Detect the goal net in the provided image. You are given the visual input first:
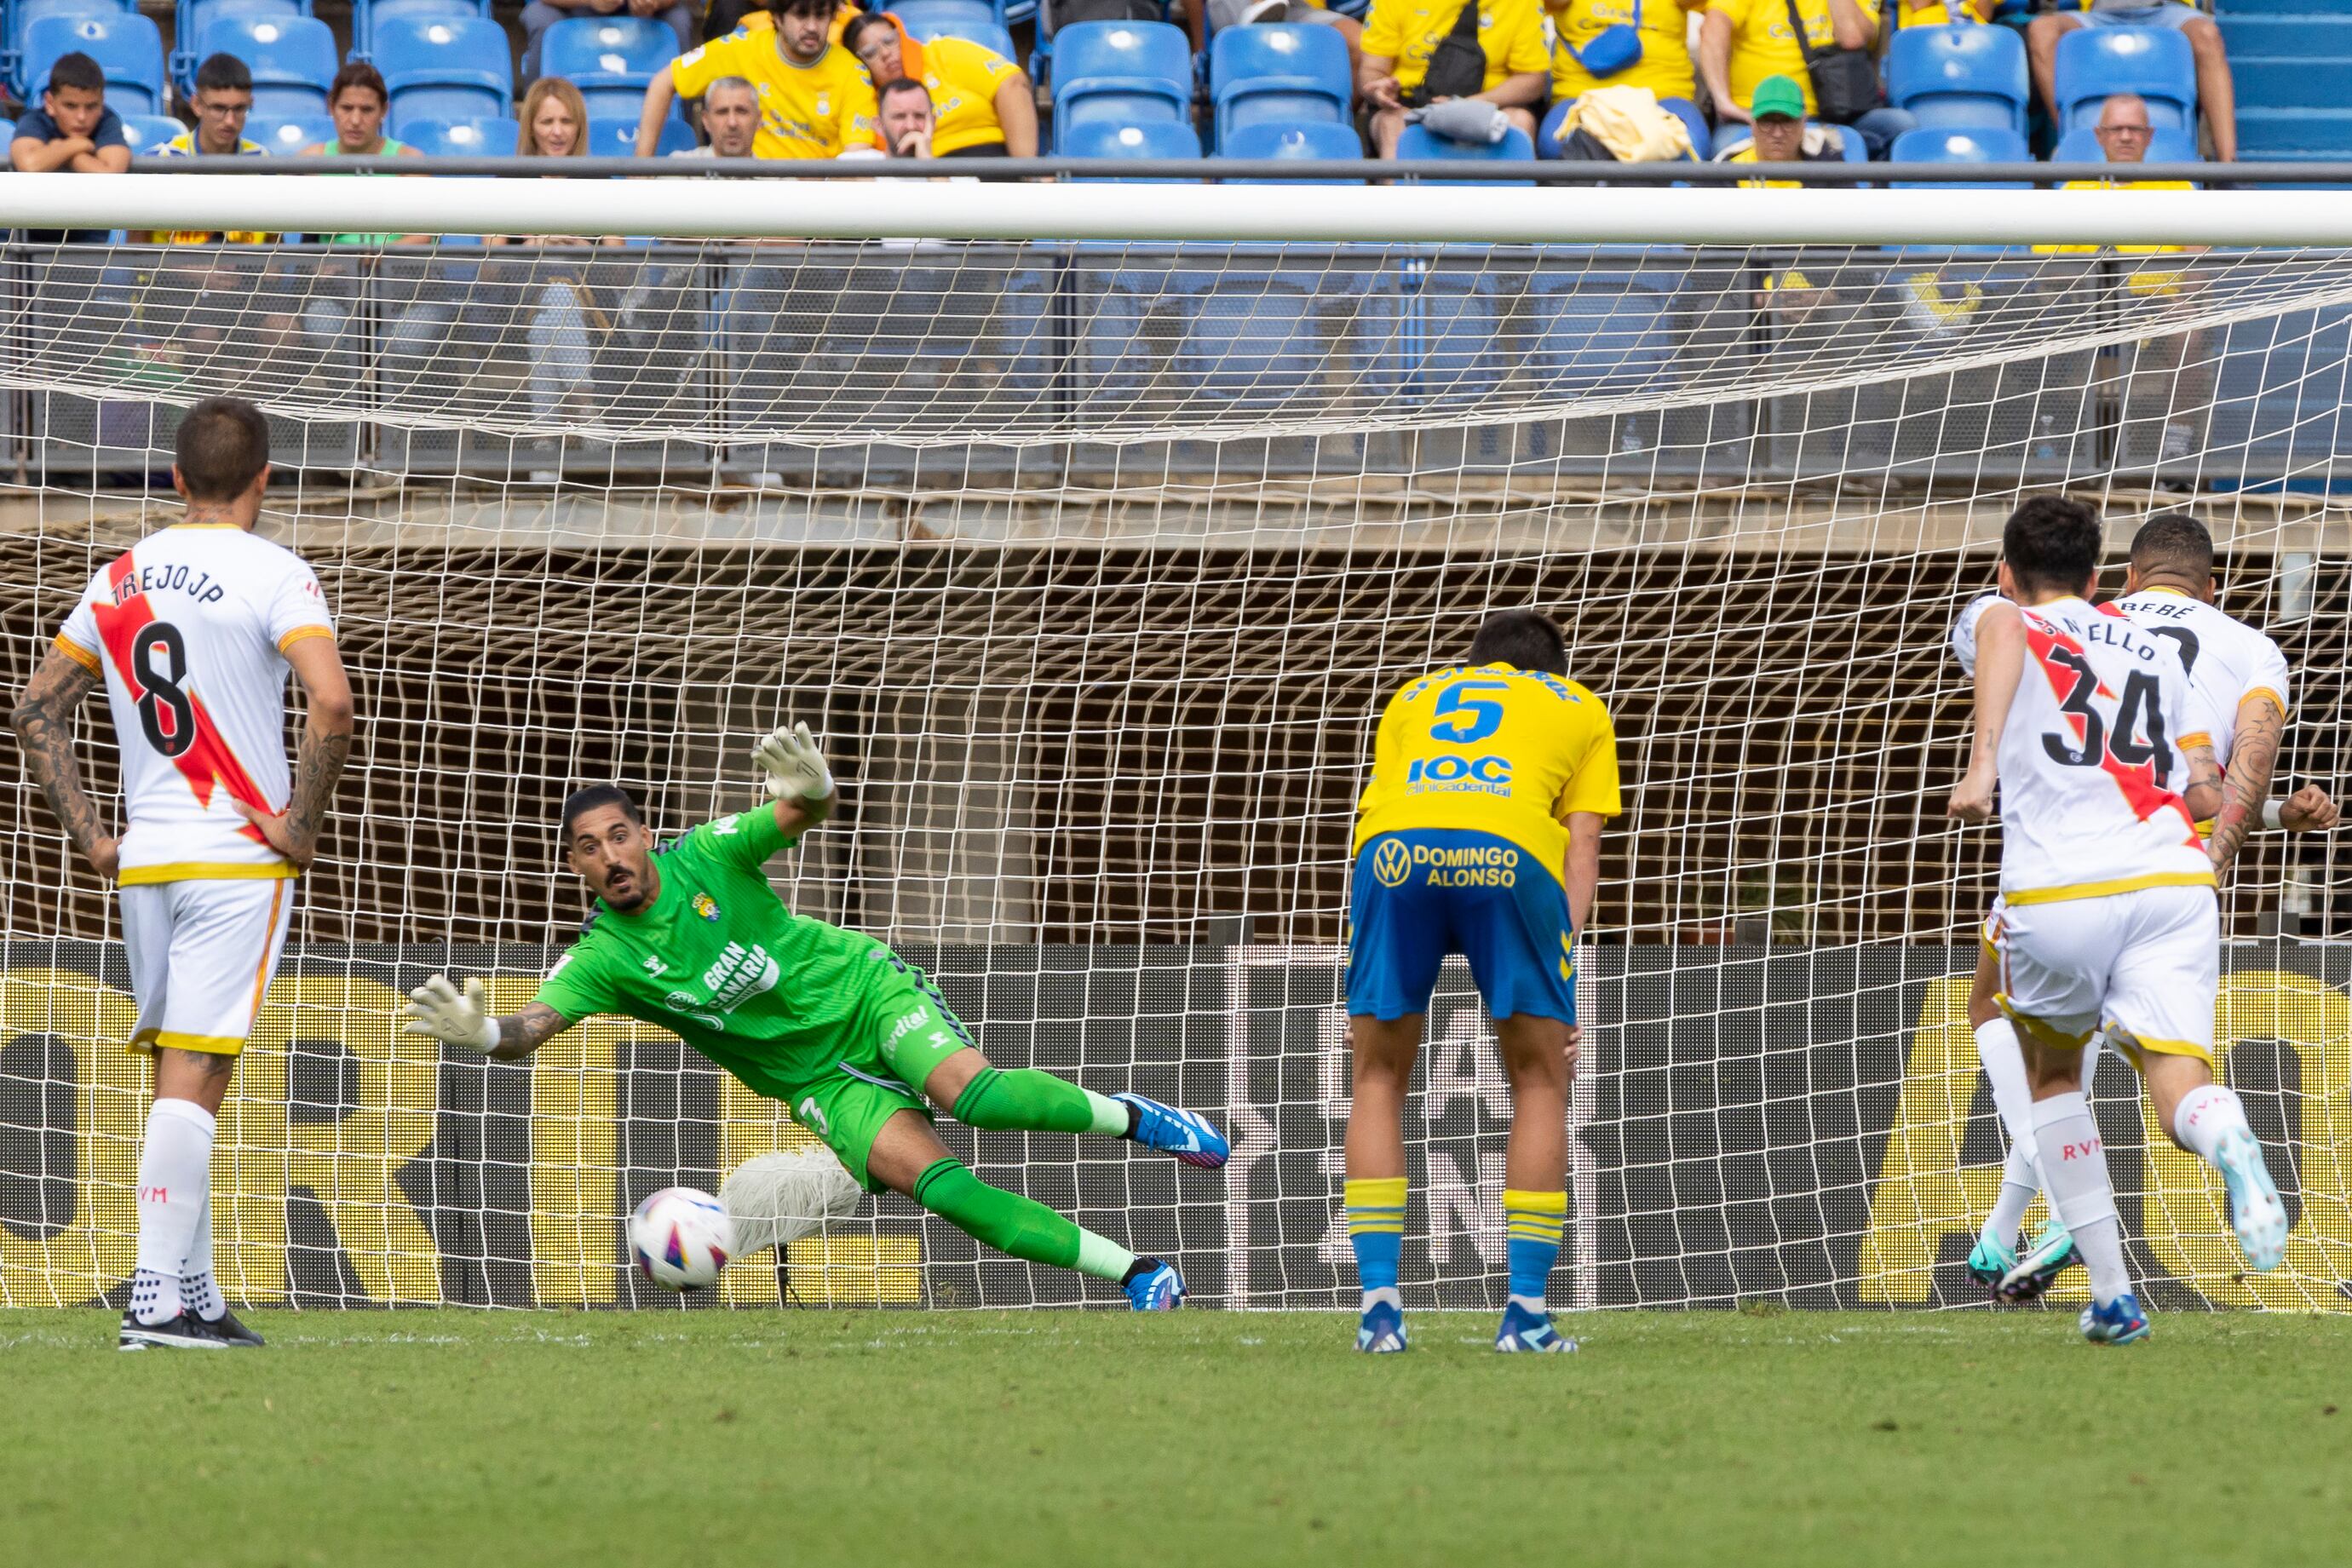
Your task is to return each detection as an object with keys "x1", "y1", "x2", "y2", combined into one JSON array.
[{"x1": 2, "y1": 180, "x2": 2348, "y2": 1314}]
